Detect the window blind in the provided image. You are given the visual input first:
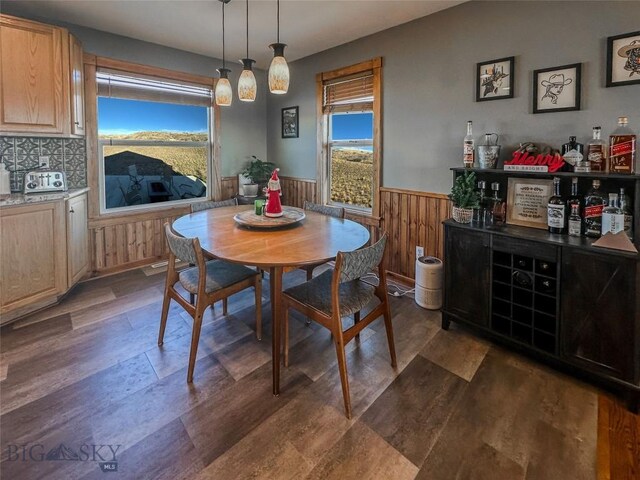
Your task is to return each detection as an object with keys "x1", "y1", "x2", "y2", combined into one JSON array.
[
  {"x1": 323, "y1": 72, "x2": 373, "y2": 113},
  {"x1": 97, "y1": 69, "x2": 213, "y2": 107}
]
